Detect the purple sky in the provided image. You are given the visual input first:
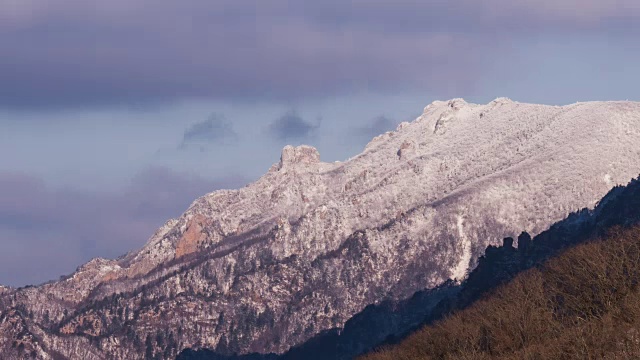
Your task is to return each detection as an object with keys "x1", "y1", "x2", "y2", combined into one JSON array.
[
  {"x1": 1, "y1": 1, "x2": 639, "y2": 286},
  {"x1": 3, "y1": 0, "x2": 638, "y2": 108}
]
